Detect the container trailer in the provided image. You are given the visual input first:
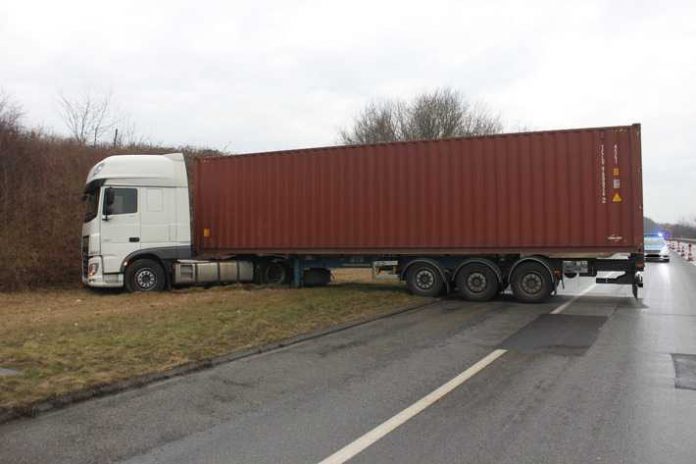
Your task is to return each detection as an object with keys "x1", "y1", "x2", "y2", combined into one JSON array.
[{"x1": 81, "y1": 124, "x2": 644, "y2": 302}]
